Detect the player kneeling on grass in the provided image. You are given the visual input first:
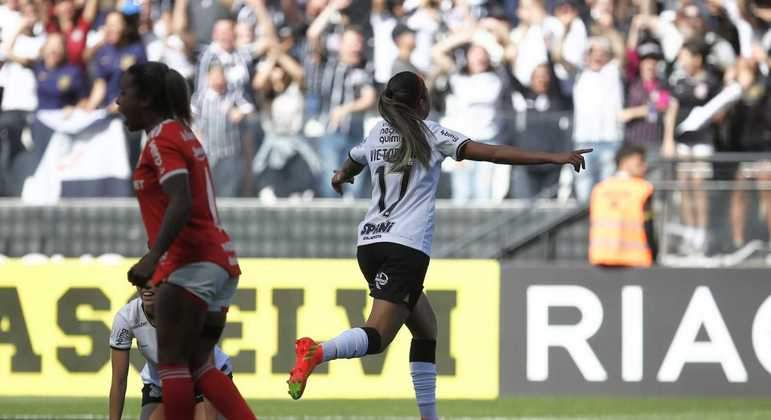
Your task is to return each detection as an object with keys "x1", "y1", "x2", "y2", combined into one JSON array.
[
  {"x1": 109, "y1": 285, "x2": 232, "y2": 420},
  {"x1": 286, "y1": 71, "x2": 591, "y2": 419}
]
